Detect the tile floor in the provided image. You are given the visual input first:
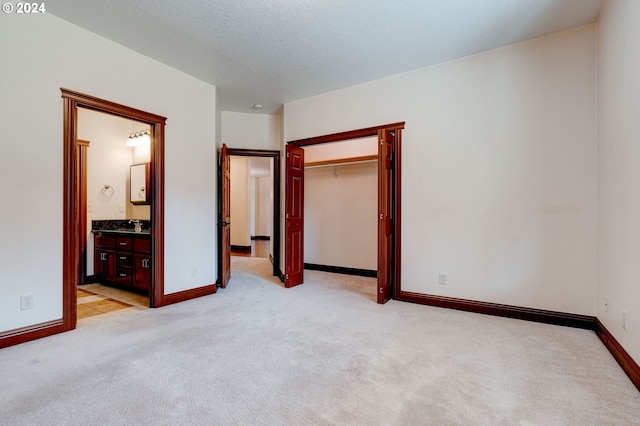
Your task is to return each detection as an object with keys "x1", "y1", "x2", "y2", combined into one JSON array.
[{"x1": 77, "y1": 284, "x2": 149, "y2": 323}]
